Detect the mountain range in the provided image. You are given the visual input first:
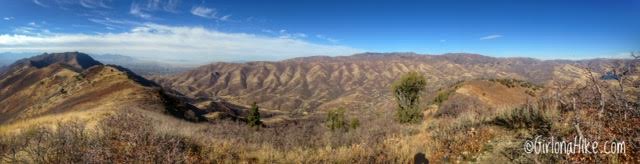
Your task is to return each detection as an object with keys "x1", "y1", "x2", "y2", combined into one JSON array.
[{"x1": 151, "y1": 52, "x2": 625, "y2": 113}]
